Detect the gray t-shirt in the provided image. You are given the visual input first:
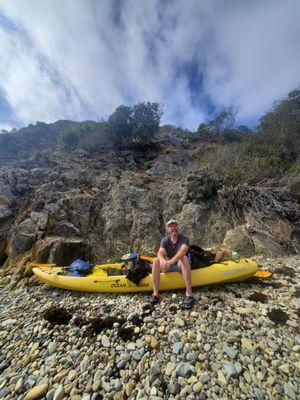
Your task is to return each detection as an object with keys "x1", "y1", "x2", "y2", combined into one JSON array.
[{"x1": 160, "y1": 234, "x2": 189, "y2": 259}]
